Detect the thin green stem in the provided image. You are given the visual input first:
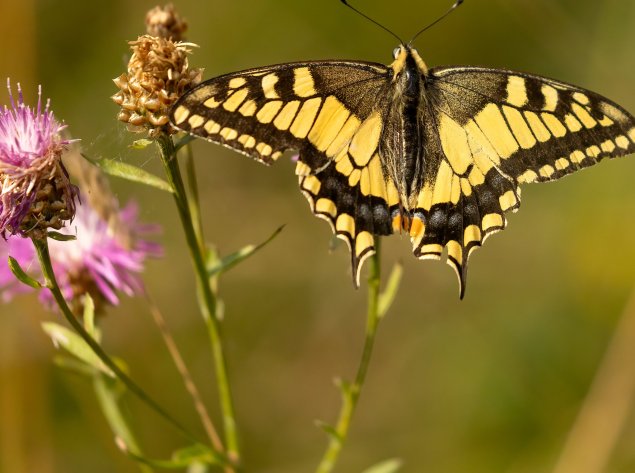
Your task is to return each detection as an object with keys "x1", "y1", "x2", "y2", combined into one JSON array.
[
  {"x1": 156, "y1": 134, "x2": 240, "y2": 465},
  {"x1": 315, "y1": 238, "x2": 383, "y2": 473},
  {"x1": 32, "y1": 238, "x2": 199, "y2": 445},
  {"x1": 146, "y1": 294, "x2": 225, "y2": 454},
  {"x1": 182, "y1": 143, "x2": 205, "y2": 254}
]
